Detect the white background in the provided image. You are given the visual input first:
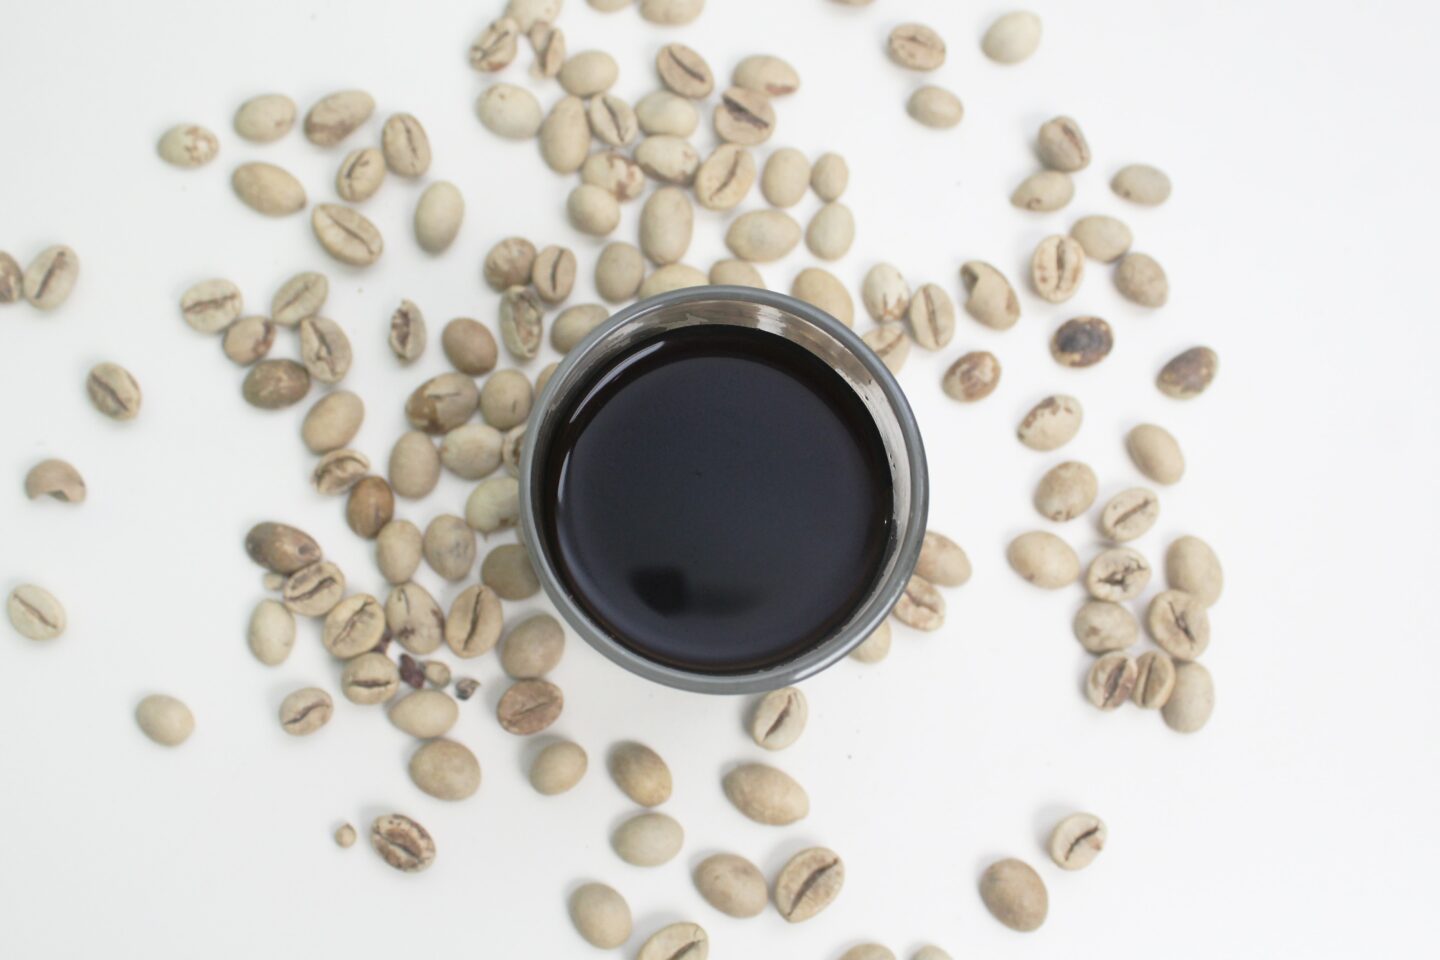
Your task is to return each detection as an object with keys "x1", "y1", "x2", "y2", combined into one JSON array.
[{"x1": 2, "y1": 1, "x2": 1437, "y2": 957}]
